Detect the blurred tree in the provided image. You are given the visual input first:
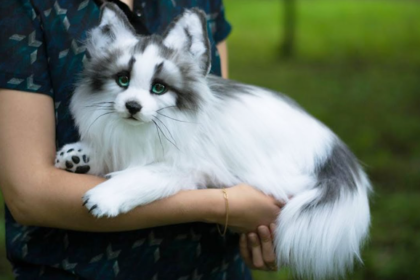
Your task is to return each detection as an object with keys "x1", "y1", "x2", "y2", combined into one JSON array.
[{"x1": 281, "y1": 0, "x2": 296, "y2": 57}]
